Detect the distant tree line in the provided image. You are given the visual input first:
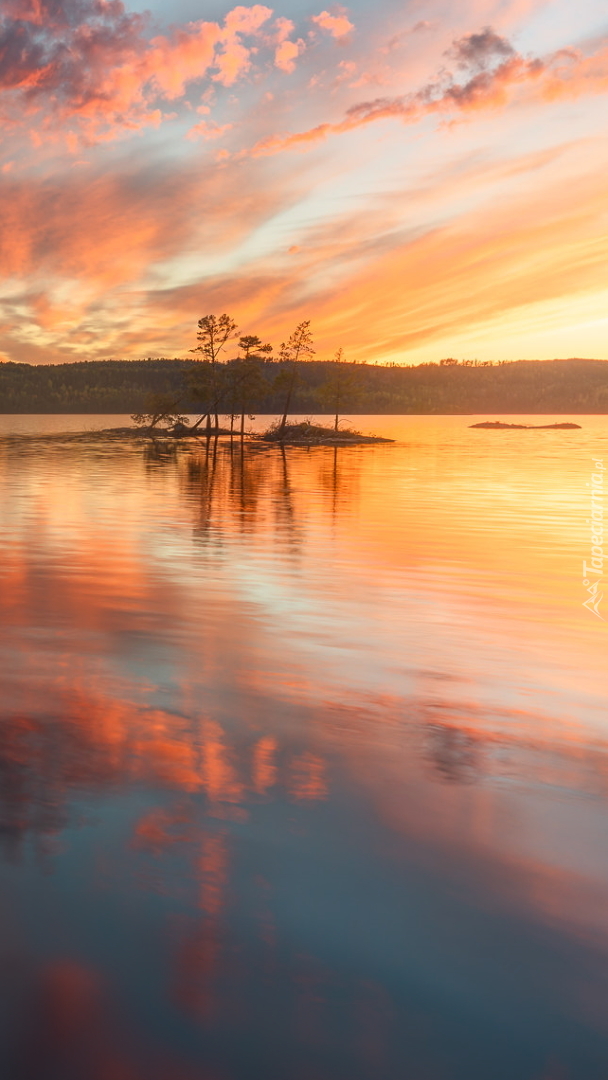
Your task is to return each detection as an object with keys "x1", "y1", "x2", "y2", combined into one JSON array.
[{"x1": 2, "y1": 345, "x2": 608, "y2": 415}]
